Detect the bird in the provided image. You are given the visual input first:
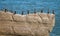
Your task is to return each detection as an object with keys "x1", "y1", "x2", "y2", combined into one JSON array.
[
  {"x1": 27, "y1": 10, "x2": 29, "y2": 14},
  {"x1": 47, "y1": 9, "x2": 50, "y2": 14},
  {"x1": 13, "y1": 11, "x2": 16, "y2": 15},
  {"x1": 52, "y1": 10, "x2": 55, "y2": 14},
  {"x1": 41, "y1": 9, "x2": 43, "y2": 13},
  {"x1": 21, "y1": 11, "x2": 24, "y2": 15},
  {"x1": 34, "y1": 9, "x2": 36, "y2": 14},
  {"x1": 4, "y1": 9, "x2": 7, "y2": 12}
]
